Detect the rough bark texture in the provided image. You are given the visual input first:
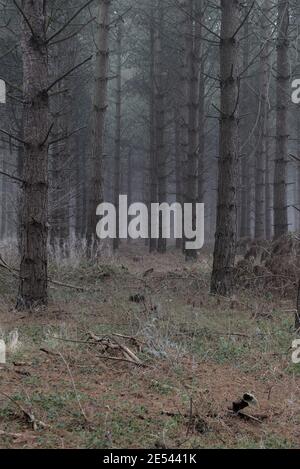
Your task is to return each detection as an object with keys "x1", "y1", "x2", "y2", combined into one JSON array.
[
  {"x1": 255, "y1": 0, "x2": 272, "y2": 240},
  {"x1": 49, "y1": 42, "x2": 72, "y2": 251},
  {"x1": 179, "y1": 0, "x2": 190, "y2": 253},
  {"x1": 265, "y1": 115, "x2": 272, "y2": 240},
  {"x1": 155, "y1": 1, "x2": 167, "y2": 254},
  {"x1": 175, "y1": 110, "x2": 183, "y2": 250},
  {"x1": 87, "y1": 0, "x2": 110, "y2": 256},
  {"x1": 113, "y1": 22, "x2": 122, "y2": 252},
  {"x1": 239, "y1": 10, "x2": 250, "y2": 239},
  {"x1": 186, "y1": 0, "x2": 201, "y2": 261},
  {"x1": 274, "y1": 0, "x2": 289, "y2": 239},
  {"x1": 211, "y1": 0, "x2": 240, "y2": 296},
  {"x1": 17, "y1": 0, "x2": 49, "y2": 309},
  {"x1": 0, "y1": 151, "x2": 7, "y2": 240},
  {"x1": 149, "y1": 4, "x2": 158, "y2": 253},
  {"x1": 294, "y1": 10, "x2": 300, "y2": 233},
  {"x1": 198, "y1": 56, "x2": 205, "y2": 205}
]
